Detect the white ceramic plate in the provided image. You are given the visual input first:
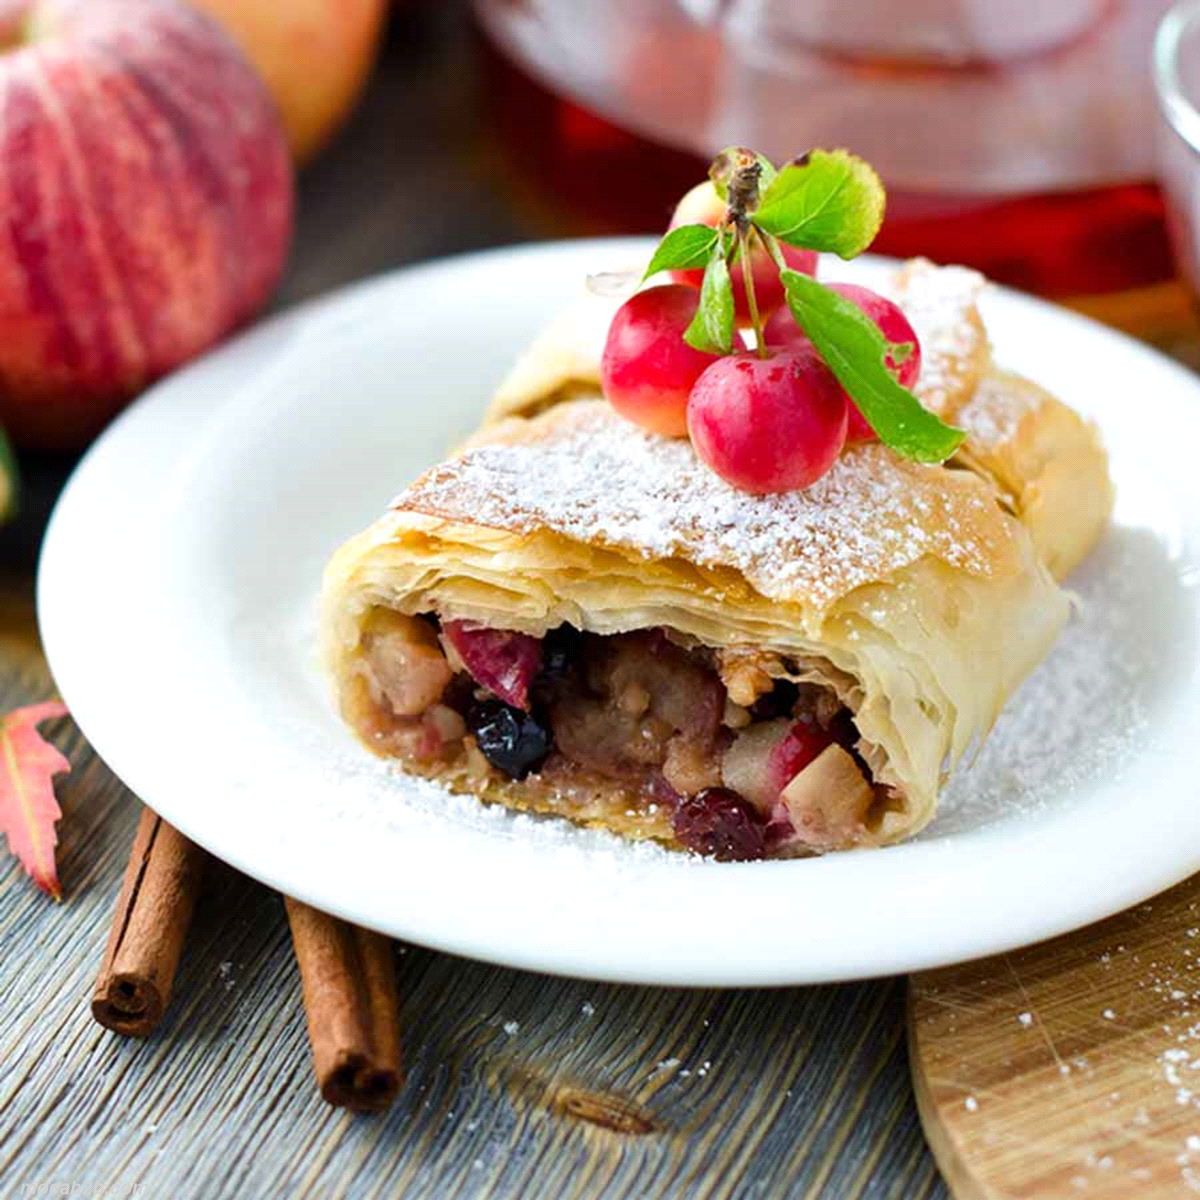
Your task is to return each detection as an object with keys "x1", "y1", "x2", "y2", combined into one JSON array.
[{"x1": 38, "y1": 238, "x2": 1200, "y2": 986}]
